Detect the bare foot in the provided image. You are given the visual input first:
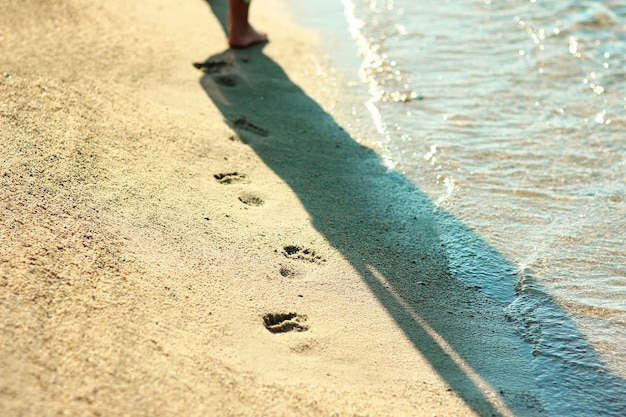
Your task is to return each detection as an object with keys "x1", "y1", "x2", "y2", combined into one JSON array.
[
  {"x1": 228, "y1": 0, "x2": 268, "y2": 49},
  {"x1": 228, "y1": 25, "x2": 267, "y2": 49}
]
